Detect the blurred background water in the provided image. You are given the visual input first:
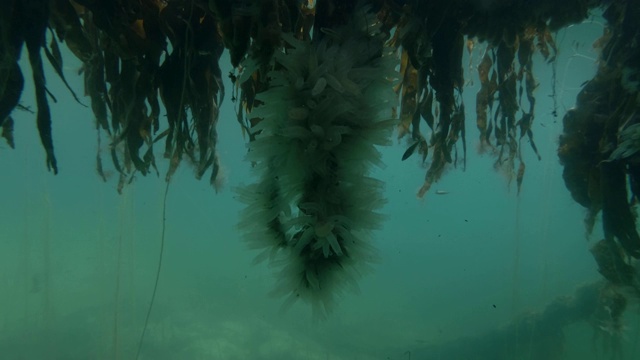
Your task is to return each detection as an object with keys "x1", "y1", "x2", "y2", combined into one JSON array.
[{"x1": 1, "y1": 10, "x2": 638, "y2": 360}]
